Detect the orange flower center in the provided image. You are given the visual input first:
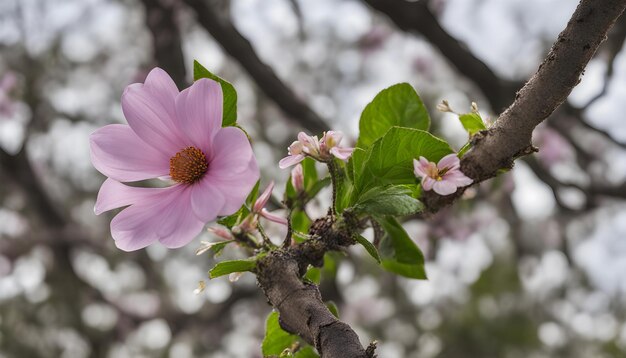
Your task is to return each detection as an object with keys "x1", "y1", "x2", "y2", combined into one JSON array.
[{"x1": 169, "y1": 146, "x2": 208, "y2": 184}]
